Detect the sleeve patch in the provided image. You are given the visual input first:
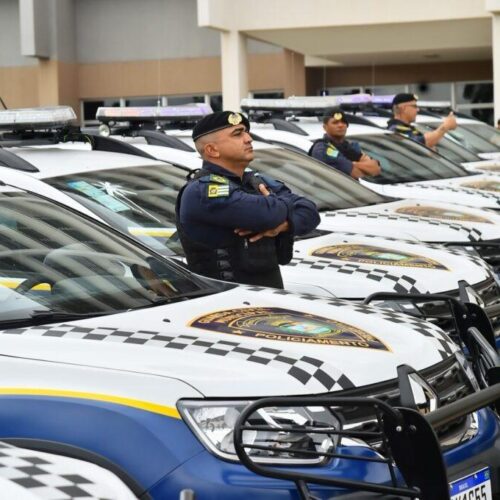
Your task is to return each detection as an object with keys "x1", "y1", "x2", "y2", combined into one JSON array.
[
  {"x1": 326, "y1": 146, "x2": 339, "y2": 158},
  {"x1": 207, "y1": 184, "x2": 230, "y2": 198},
  {"x1": 209, "y1": 174, "x2": 229, "y2": 184}
]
